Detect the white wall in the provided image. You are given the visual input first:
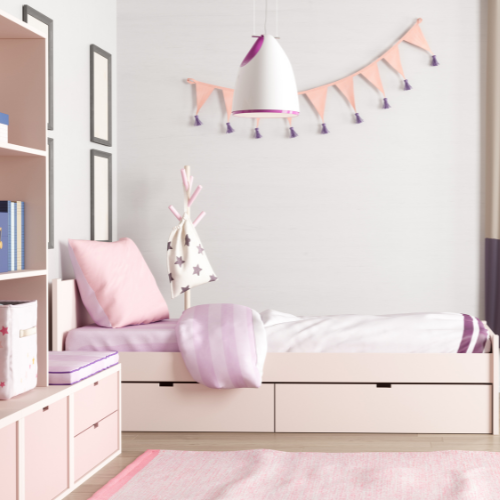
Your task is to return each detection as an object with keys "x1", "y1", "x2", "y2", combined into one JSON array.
[
  {"x1": 118, "y1": 0, "x2": 486, "y2": 319},
  {"x1": 1, "y1": 0, "x2": 117, "y2": 282}
]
